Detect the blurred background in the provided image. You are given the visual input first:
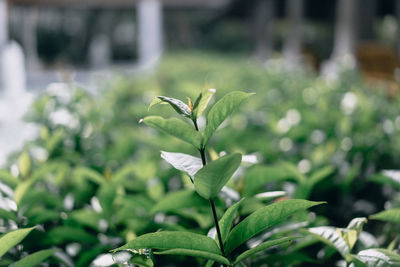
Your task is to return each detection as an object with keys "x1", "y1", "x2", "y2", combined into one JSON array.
[{"x1": 1, "y1": 1, "x2": 400, "y2": 266}]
